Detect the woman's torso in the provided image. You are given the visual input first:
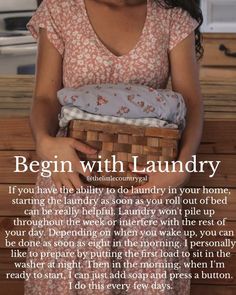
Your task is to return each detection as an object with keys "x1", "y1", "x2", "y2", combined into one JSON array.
[
  {"x1": 28, "y1": 0, "x2": 198, "y2": 89},
  {"x1": 61, "y1": 0, "x2": 172, "y2": 88}
]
